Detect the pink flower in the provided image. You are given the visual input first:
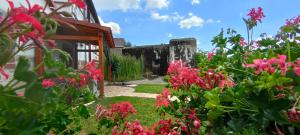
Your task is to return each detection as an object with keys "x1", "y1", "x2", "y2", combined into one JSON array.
[
  {"x1": 79, "y1": 74, "x2": 87, "y2": 86},
  {"x1": 245, "y1": 55, "x2": 289, "y2": 75},
  {"x1": 0, "y1": 67, "x2": 9, "y2": 79},
  {"x1": 83, "y1": 60, "x2": 104, "y2": 81},
  {"x1": 294, "y1": 66, "x2": 300, "y2": 76},
  {"x1": 207, "y1": 52, "x2": 215, "y2": 61},
  {"x1": 167, "y1": 61, "x2": 204, "y2": 89},
  {"x1": 111, "y1": 102, "x2": 136, "y2": 118},
  {"x1": 286, "y1": 15, "x2": 300, "y2": 26},
  {"x1": 69, "y1": 0, "x2": 86, "y2": 9},
  {"x1": 247, "y1": 7, "x2": 265, "y2": 23},
  {"x1": 16, "y1": 92, "x2": 24, "y2": 97},
  {"x1": 287, "y1": 107, "x2": 300, "y2": 122},
  {"x1": 167, "y1": 60, "x2": 185, "y2": 74},
  {"x1": 239, "y1": 37, "x2": 246, "y2": 47},
  {"x1": 42, "y1": 79, "x2": 56, "y2": 88},
  {"x1": 156, "y1": 88, "x2": 170, "y2": 107},
  {"x1": 193, "y1": 119, "x2": 201, "y2": 129}
]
